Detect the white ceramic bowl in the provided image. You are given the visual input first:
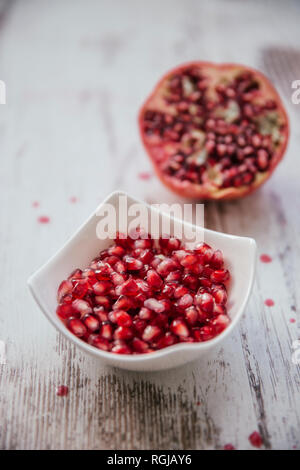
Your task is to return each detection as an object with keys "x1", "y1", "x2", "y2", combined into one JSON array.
[{"x1": 28, "y1": 191, "x2": 257, "y2": 371}]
